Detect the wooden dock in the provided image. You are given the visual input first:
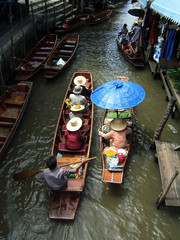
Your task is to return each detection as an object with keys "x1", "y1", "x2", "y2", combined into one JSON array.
[{"x1": 155, "y1": 140, "x2": 180, "y2": 207}]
